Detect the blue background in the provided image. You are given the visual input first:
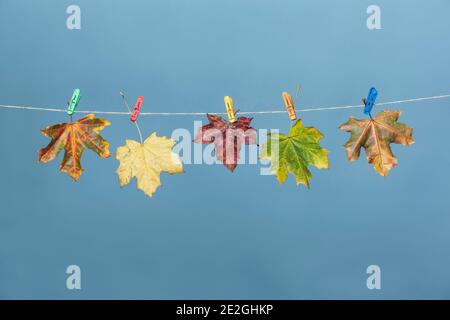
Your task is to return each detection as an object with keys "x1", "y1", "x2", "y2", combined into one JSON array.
[{"x1": 0, "y1": 0, "x2": 449, "y2": 299}]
